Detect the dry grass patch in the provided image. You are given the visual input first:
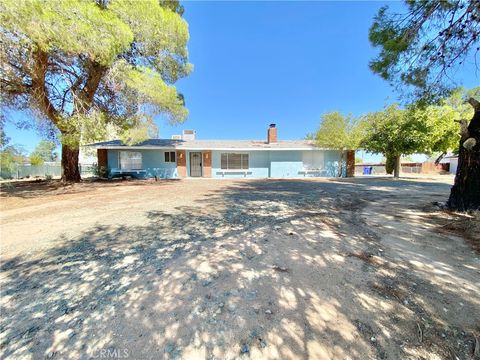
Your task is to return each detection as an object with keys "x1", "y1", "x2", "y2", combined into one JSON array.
[{"x1": 425, "y1": 208, "x2": 480, "y2": 253}]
